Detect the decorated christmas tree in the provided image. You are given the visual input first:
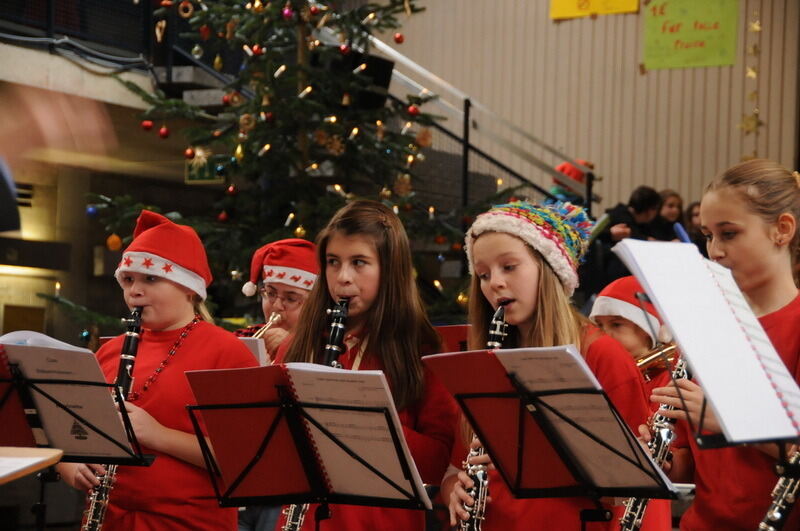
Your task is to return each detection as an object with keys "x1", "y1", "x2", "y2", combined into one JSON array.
[{"x1": 104, "y1": 0, "x2": 474, "y2": 321}]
